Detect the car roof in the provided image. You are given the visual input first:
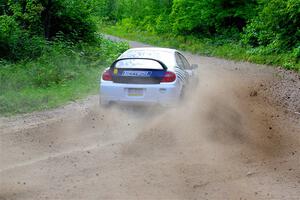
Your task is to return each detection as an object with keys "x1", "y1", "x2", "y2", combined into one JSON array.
[
  {"x1": 125, "y1": 47, "x2": 178, "y2": 54},
  {"x1": 119, "y1": 47, "x2": 178, "y2": 68}
]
